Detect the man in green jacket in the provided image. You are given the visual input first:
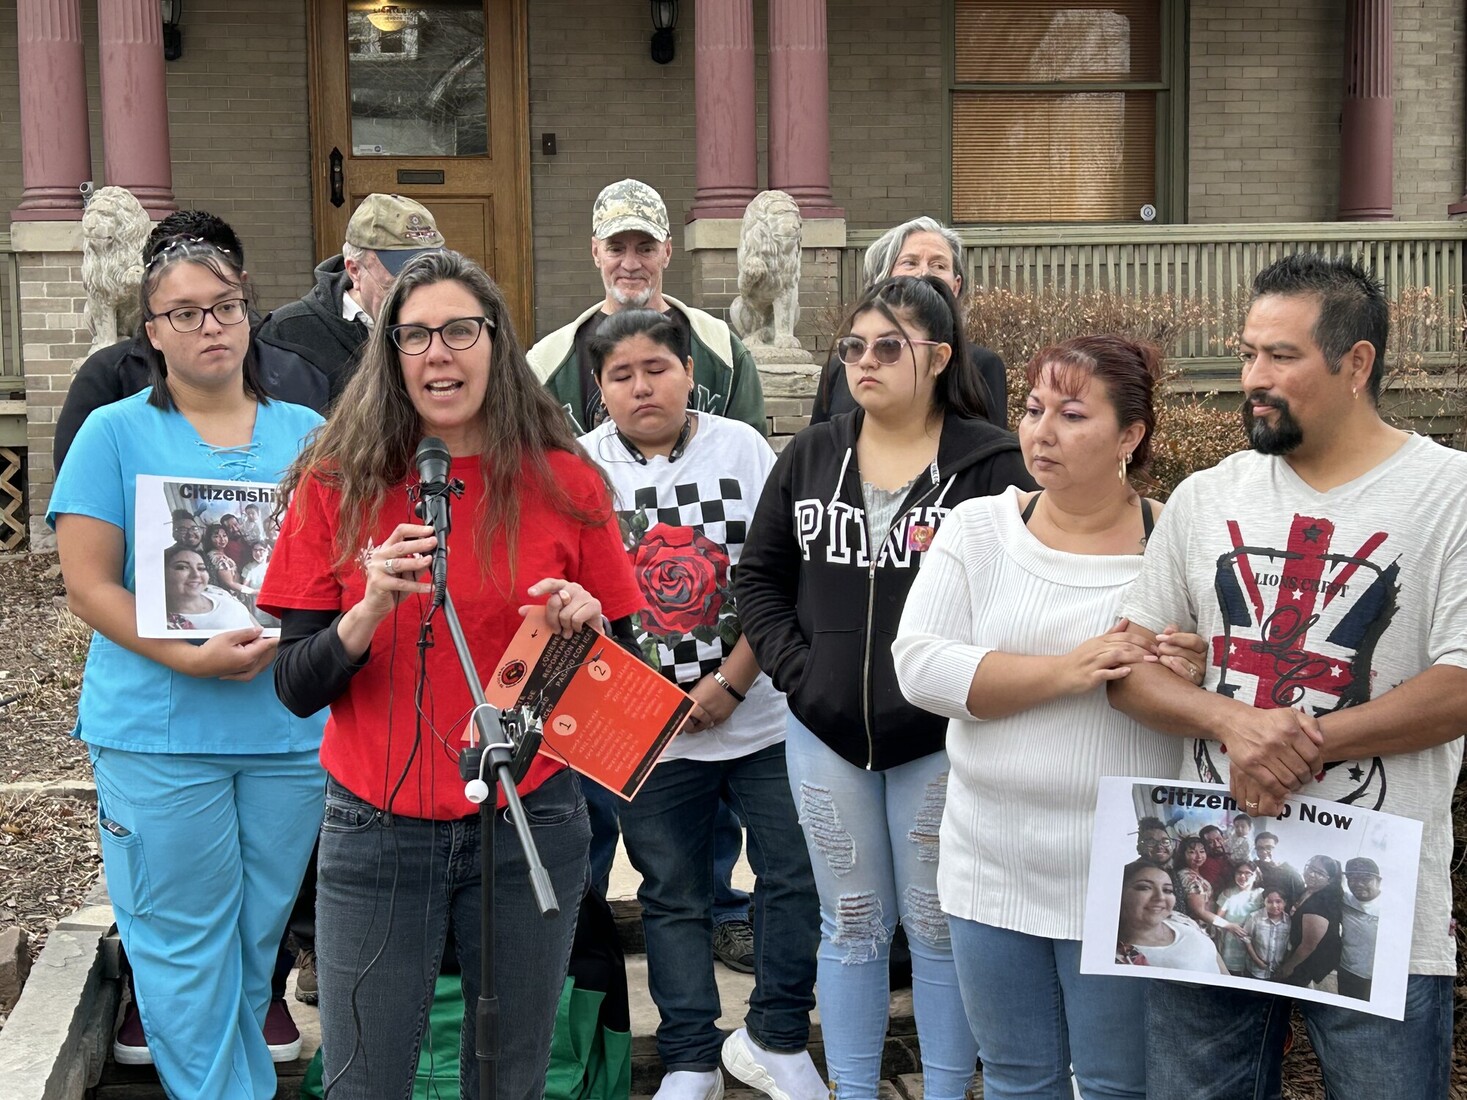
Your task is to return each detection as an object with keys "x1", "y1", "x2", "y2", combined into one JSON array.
[{"x1": 527, "y1": 178, "x2": 766, "y2": 436}]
